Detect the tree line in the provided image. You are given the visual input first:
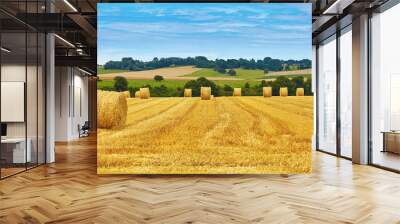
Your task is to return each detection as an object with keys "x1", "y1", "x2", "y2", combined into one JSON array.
[
  {"x1": 103, "y1": 56, "x2": 311, "y2": 72},
  {"x1": 104, "y1": 76, "x2": 312, "y2": 97}
]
